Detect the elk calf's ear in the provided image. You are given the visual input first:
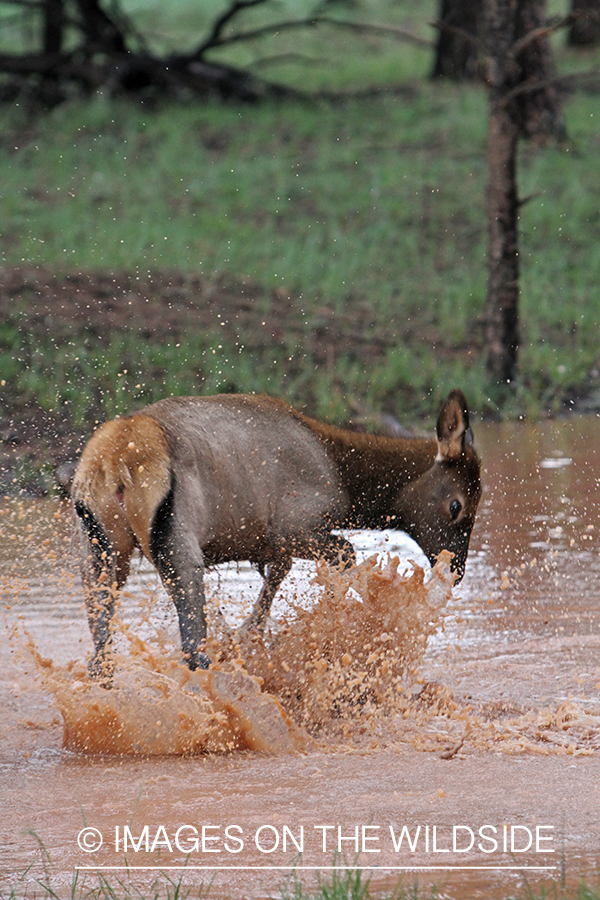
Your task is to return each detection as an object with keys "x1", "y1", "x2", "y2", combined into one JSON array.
[{"x1": 436, "y1": 389, "x2": 471, "y2": 461}]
